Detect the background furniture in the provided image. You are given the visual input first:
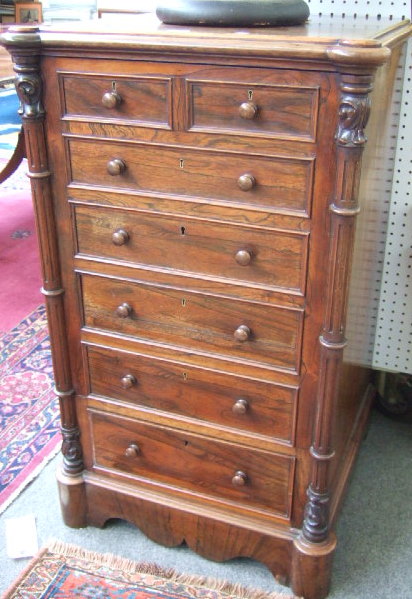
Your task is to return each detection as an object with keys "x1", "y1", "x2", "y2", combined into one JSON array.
[{"x1": 1, "y1": 13, "x2": 410, "y2": 599}]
